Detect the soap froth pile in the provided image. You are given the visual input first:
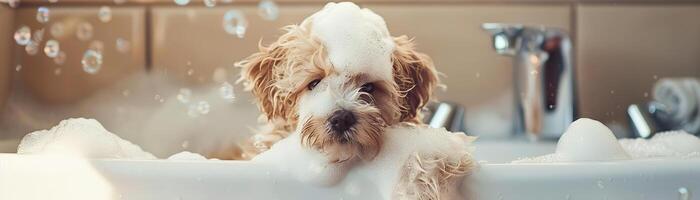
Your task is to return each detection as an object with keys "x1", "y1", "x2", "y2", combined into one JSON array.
[
  {"x1": 305, "y1": 2, "x2": 395, "y2": 81},
  {"x1": 17, "y1": 118, "x2": 210, "y2": 160},
  {"x1": 514, "y1": 118, "x2": 700, "y2": 163},
  {"x1": 17, "y1": 118, "x2": 157, "y2": 159}
]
